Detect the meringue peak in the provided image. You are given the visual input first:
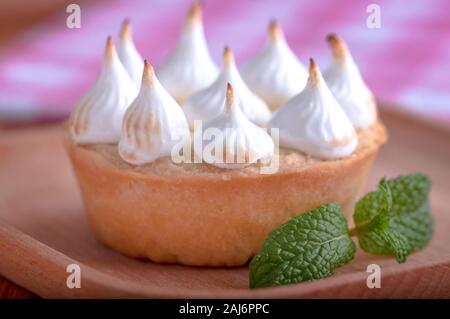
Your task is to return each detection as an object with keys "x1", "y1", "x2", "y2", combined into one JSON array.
[
  {"x1": 117, "y1": 19, "x2": 144, "y2": 89},
  {"x1": 120, "y1": 18, "x2": 132, "y2": 41},
  {"x1": 194, "y1": 82, "x2": 275, "y2": 169},
  {"x1": 142, "y1": 60, "x2": 156, "y2": 86},
  {"x1": 156, "y1": 1, "x2": 218, "y2": 103},
  {"x1": 268, "y1": 20, "x2": 284, "y2": 43},
  {"x1": 240, "y1": 21, "x2": 308, "y2": 111},
  {"x1": 119, "y1": 61, "x2": 190, "y2": 165},
  {"x1": 183, "y1": 46, "x2": 271, "y2": 127},
  {"x1": 187, "y1": 1, "x2": 202, "y2": 24},
  {"x1": 223, "y1": 46, "x2": 234, "y2": 67},
  {"x1": 225, "y1": 82, "x2": 234, "y2": 112},
  {"x1": 308, "y1": 58, "x2": 321, "y2": 85},
  {"x1": 268, "y1": 59, "x2": 357, "y2": 159},
  {"x1": 326, "y1": 33, "x2": 348, "y2": 63},
  {"x1": 70, "y1": 36, "x2": 137, "y2": 144},
  {"x1": 323, "y1": 34, "x2": 377, "y2": 129},
  {"x1": 105, "y1": 36, "x2": 115, "y2": 61}
]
